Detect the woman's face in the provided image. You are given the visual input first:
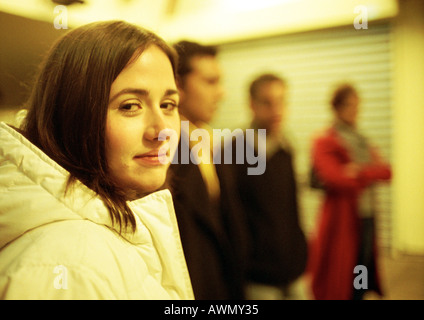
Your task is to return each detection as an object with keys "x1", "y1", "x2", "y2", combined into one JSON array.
[
  {"x1": 106, "y1": 45, "x2": 180, "y2": 199},
  {"x1": 337, "y1": 93, "x2": 359, "y2": 126}
]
